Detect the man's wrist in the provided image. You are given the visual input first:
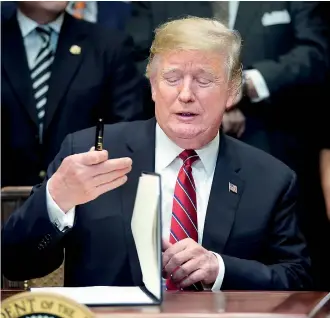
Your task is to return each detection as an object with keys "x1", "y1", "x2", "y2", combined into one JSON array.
[
  {"x1": 245, "y1": 77, "x2": 259, "y2": 100},
  {"x1": 48, "y1": 176, "x2": 74, "y2": 213},
  {"x1": 209, "y1": 252, "x2": 225, "y2": 291},
  {"x1": 202, "y1": 252, "x2": 220, "y2": 285}
]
